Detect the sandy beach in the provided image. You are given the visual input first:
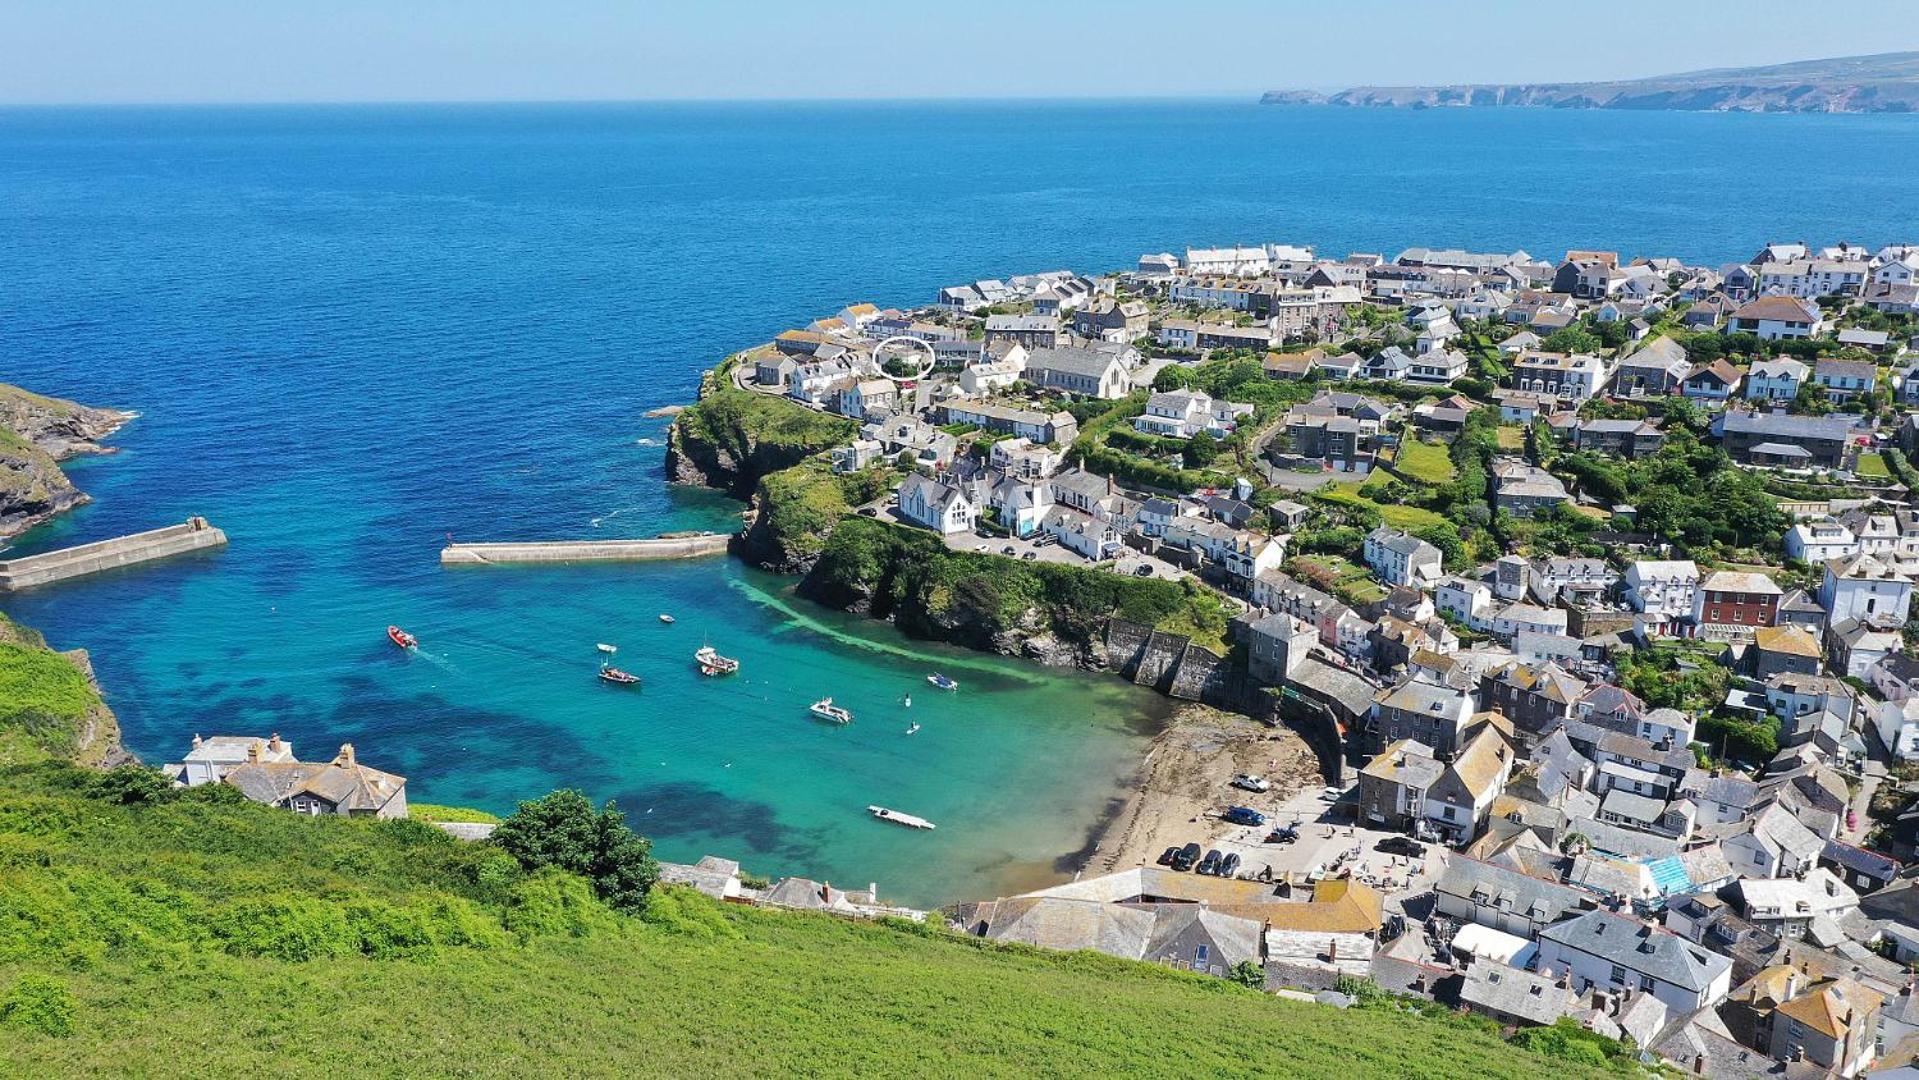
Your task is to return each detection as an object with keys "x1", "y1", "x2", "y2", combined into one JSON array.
[{"x1": 1080, "y1": 704, "x2": 1325, "y2": 875}]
